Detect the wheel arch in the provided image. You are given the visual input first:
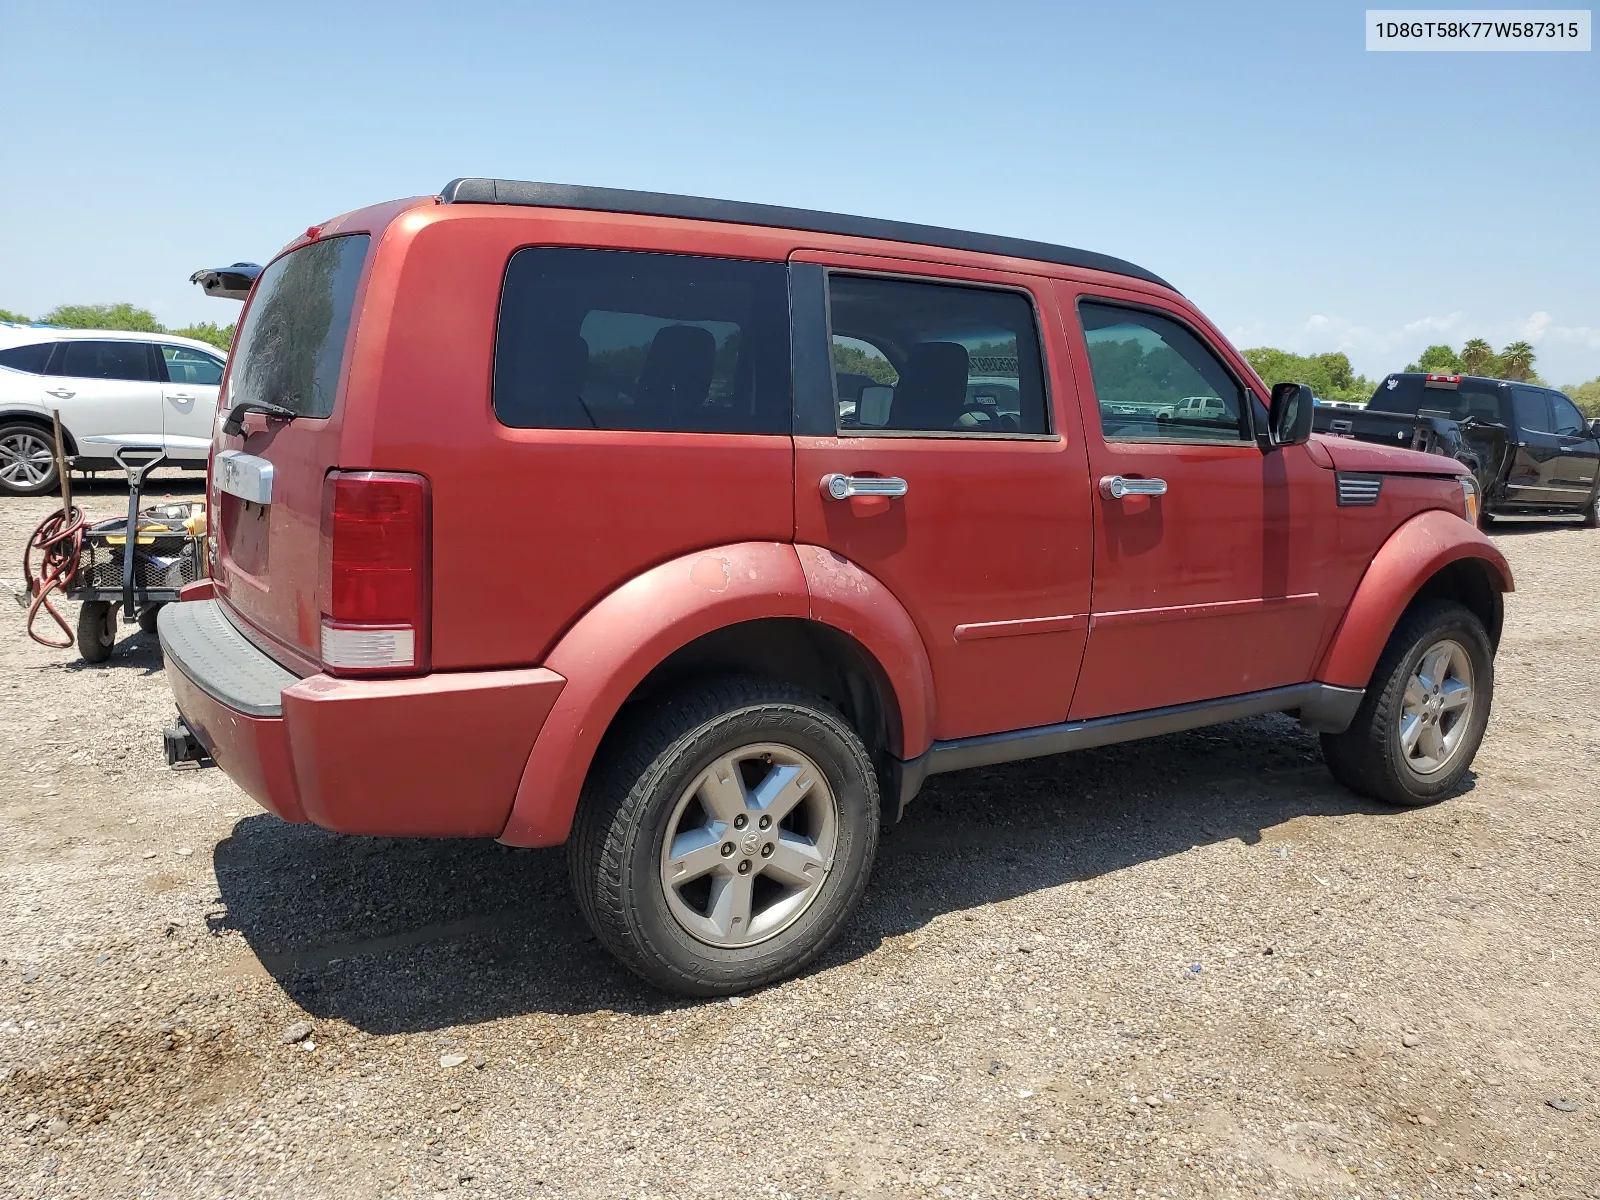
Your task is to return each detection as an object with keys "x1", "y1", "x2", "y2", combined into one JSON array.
[
  {"x1": 1318, "y1": 509, "x2": 1513, "y2": 690},
  {"x1": 0, "y1": 409, "x2": 78, "y2": 457},
  {"x1": 497, "y1": 542, "x2": 937, "y2": 848}
]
